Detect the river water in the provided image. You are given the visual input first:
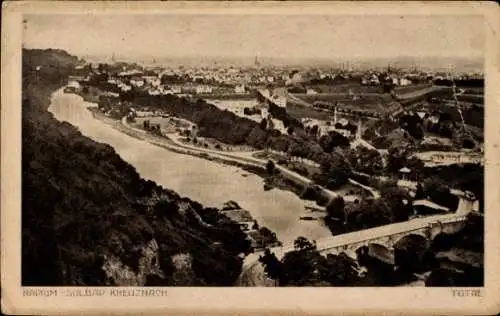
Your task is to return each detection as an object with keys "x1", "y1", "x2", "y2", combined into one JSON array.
[{"x1": 48, "y1": 88, "x2": 332, "y2": 245}]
